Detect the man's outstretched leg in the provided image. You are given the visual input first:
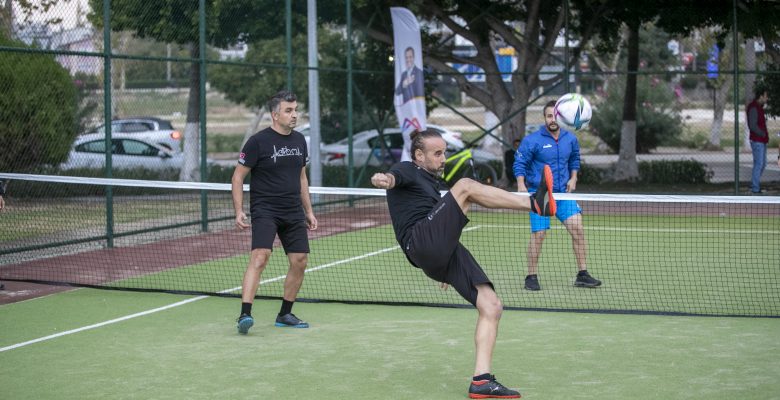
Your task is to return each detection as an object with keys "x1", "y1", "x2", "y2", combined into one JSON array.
[
  {"x1": 468, "y1": 284, "x2": 520, "y2": 399},
  {"x1": 452, "y1": 165, "x2": 555, "y2": 217}
]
